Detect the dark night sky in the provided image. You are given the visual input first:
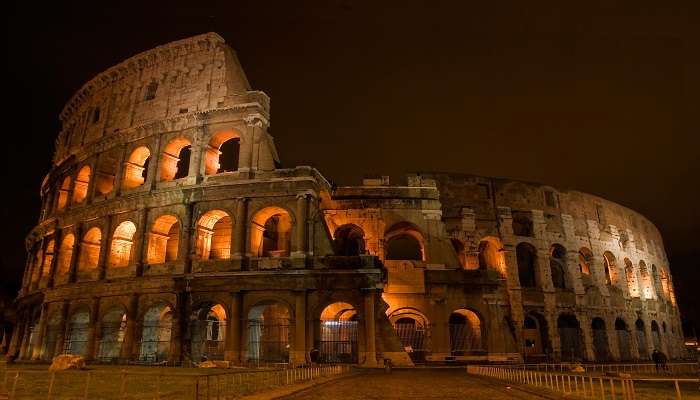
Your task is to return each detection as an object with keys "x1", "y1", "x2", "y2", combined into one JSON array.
[{"x1": 4, "y1": 2, "x2": 699, "y2": 328}]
